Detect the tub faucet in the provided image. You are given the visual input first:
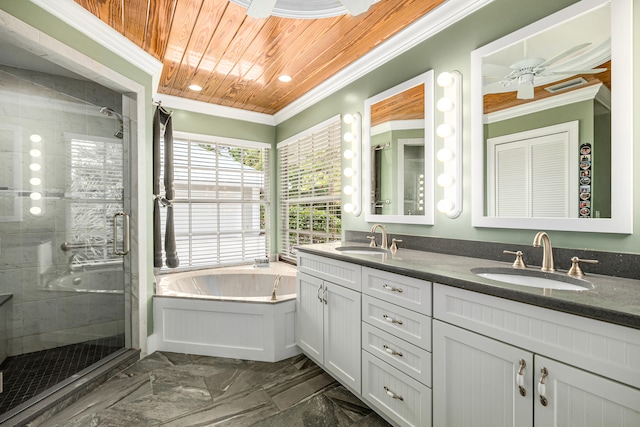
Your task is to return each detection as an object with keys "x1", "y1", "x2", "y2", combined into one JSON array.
[
  {"x1": 369, "y1": 224, "x2": 388, "y2": 249},
  {"x1": 533, "y1": 231, "x2": 555, "y2": 272},
  {"x1": 271, "y1": 274, "x2": 281, "y2": 301}
]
